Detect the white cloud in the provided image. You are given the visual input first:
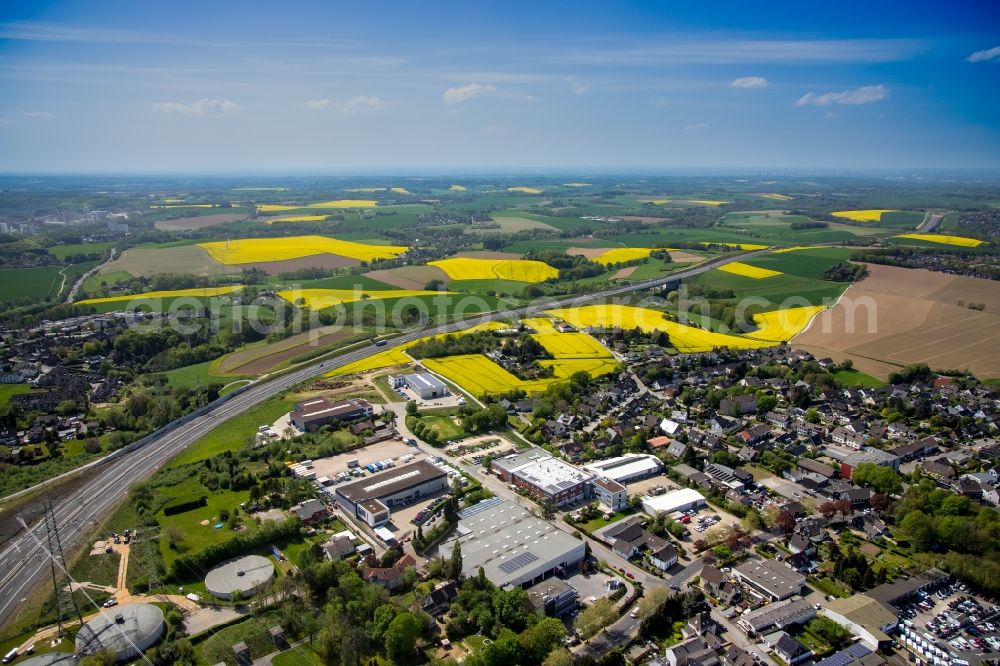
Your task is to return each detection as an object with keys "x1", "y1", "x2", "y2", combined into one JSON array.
[
  {"x1": 342, "y1": 96, "x2": 383, "y2": 113},
  {"x1": 730, "y1": 76, "x2": 768, "y2": 89},
  {"x1": 303, "y1": 99, "x2": 332, "y2": 110},
  {"x1": 570, "y1": 81, "x2": 590, "y2": 95},
  {"x1": 152, "y1": 99, "x2": 242, "y2": 116},
  {"x1": 443, "y1": 83, "x2": 495, "y2": 105},
  {"x1": 23, "y1": 111, "x2": 55, "y2": 118},
  {"x1": 685, "y1": 122, "x2": 708, "y2": 131},
  {"x1": 967, "y1": 45, "x2": 1000, "y2": 63},
  {"x1": 795, "y1": 84, "x2": 888, "y2": 106}
]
